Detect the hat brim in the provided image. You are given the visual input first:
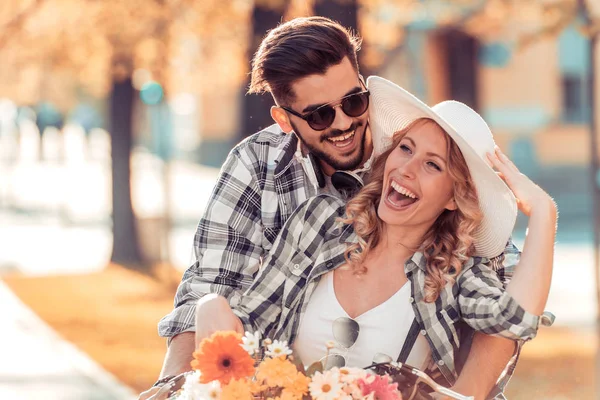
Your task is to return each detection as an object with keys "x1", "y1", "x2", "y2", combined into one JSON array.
[{"x1": 367, "y1": 76, "x2": 517, "y2": 258}]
